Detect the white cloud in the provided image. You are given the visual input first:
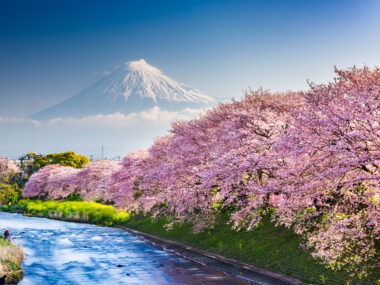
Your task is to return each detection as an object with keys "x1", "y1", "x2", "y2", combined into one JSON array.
[
  {"x1": 48, "y1": 107, "x2": 205, "y2": 127},
  {"x1": 0, "y1": 116, "x2": 40, "y2": 126},
  {"x1": 47, "y1": 112, "x2": 138, "y2": 127},
  {"x1": 139, "y1": 107, "x2": 204, "y2": 123},
  {"x1": 0, "y1": 107, "x2": 206, "y2": 128}
]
